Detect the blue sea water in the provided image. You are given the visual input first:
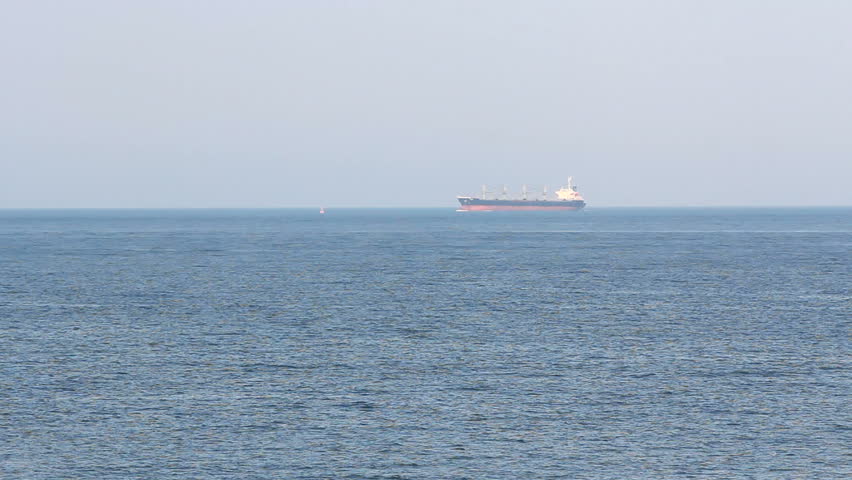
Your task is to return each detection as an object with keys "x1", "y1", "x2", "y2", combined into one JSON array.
[{"x1": 1, "y1": 207, "x2": 849, "y2": 479}]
